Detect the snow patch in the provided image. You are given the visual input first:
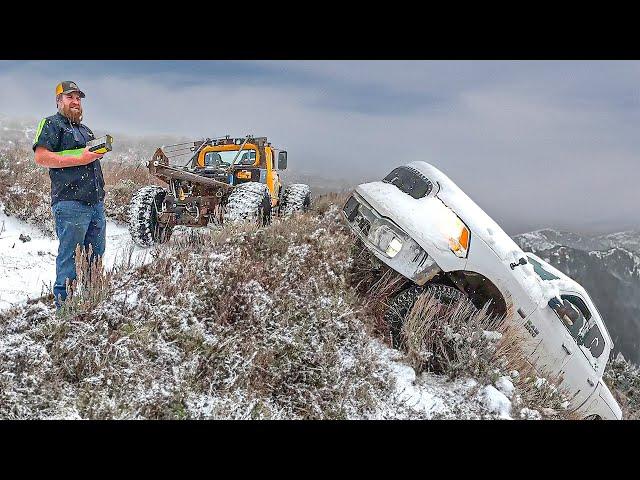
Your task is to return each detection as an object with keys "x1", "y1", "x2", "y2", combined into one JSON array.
[
  {"x1": 478, "y1": 385, "x2": 512, "y2": 419},
  {"x1": 495, "y1": 376, "x2": 515, "y2": 399}
]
